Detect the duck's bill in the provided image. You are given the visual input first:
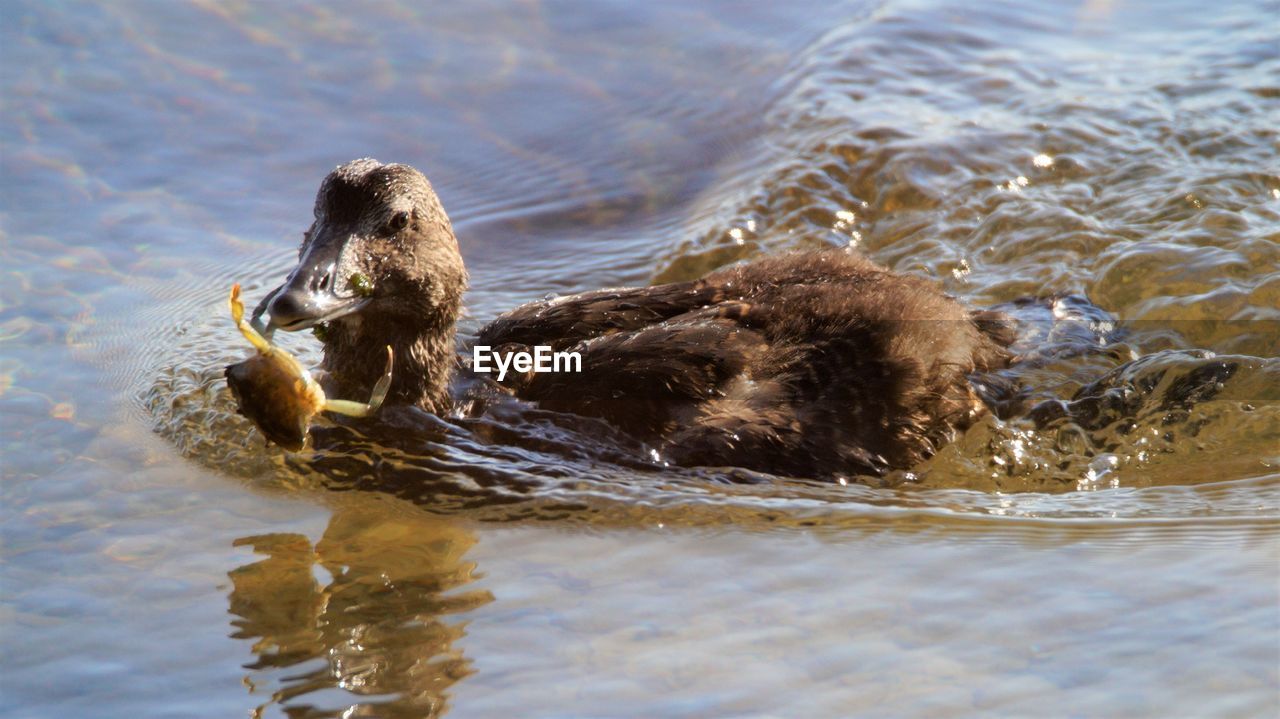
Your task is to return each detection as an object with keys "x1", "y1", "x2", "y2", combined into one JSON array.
[
  {"x1": 255, "y1": 227, "x2": 370, "y2": 333},
  {"x1": 255, "y1": 284, "x2": 368, "y2": 333}
]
